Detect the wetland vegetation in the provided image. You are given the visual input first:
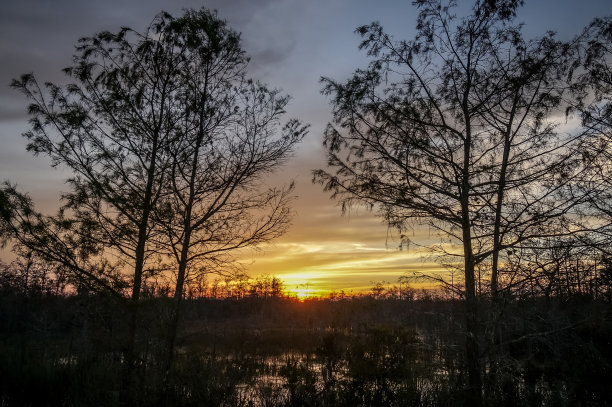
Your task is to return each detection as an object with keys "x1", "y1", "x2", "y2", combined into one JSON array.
[{"x1": 1, "y1": 273, "x2": 610, "y2": 406}]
